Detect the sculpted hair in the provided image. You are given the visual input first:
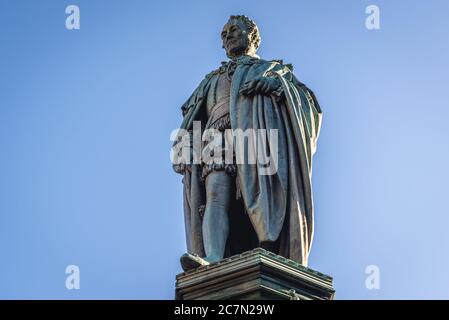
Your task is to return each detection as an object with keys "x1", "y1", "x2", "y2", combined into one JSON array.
[{"x1": 228, "y1": 15, "x2": 261, "y2": 51}]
